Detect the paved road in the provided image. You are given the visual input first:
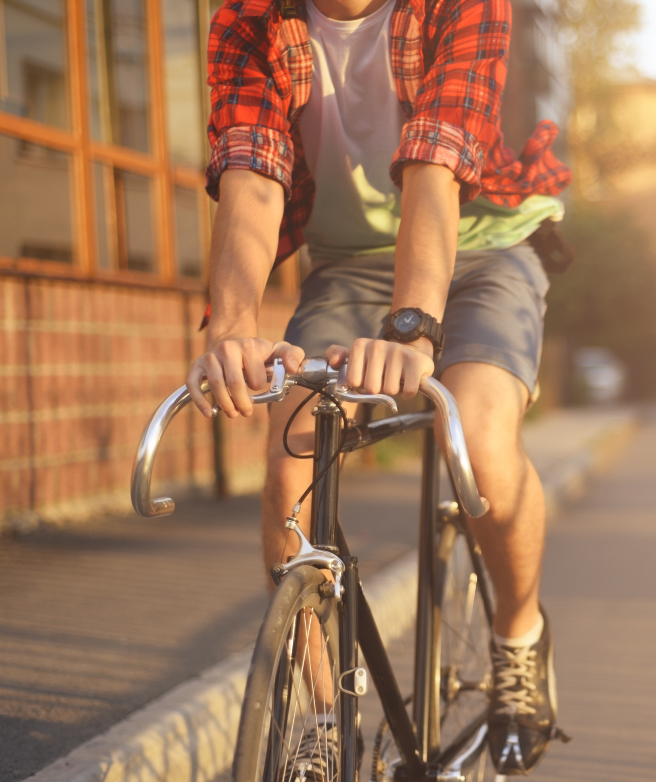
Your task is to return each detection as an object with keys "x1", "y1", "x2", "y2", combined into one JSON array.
[
  {"x1": 0, "y1": 470, "x2": 419, "y2": 782},
  {"x1": 0, "y1": 407, "x2": 643, "y2": 782},
  {"x1": 358, "y1": 421, "x2": 656, "y2": 781},
  {"x1": 533, "y1": 420, "x2": 656, "y2": 780}
]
